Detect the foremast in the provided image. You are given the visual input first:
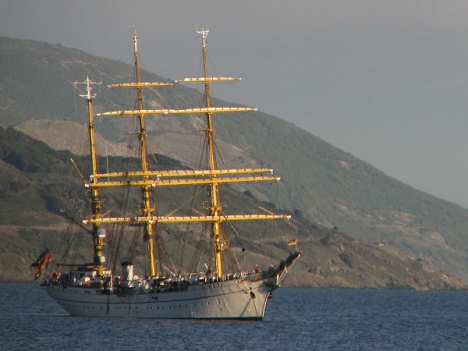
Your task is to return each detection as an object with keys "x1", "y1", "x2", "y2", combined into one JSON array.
[
  {"x1": 175, "y1": 29, "x2": 270, "y2": 278},
  {"x1": 200, "y1": 29, "x2": 227, "y2": 277}
]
